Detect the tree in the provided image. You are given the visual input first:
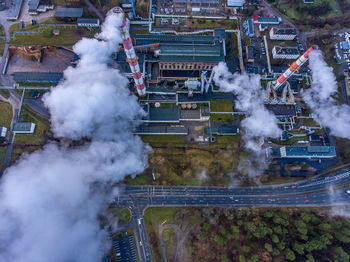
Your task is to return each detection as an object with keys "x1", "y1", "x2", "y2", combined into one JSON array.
[
  {"x1": 305, "y1": 253, "x2": 315, "y2": 262},
  {"x1": 239, "y1": 255, "x2": 246, "y2": 262},
  {"x1": 285, "y1": 248, "x2": 296, "y2": 261},
  {"x1": 292, "y1": 242, "x2": 304, "y2": 255},
  {"x1": 294, "y1": 219, "x2": 308, "y2": 235},
  {"x1": 335, "y1": 233, "x2": 350, "y2": 243},
  {"x1": 242, "y1": 245, "x2": 251, "y2": 253},
  {"x1": 199, "y1": 231, "x2": 206, "y2": 241},
  {"x1": 271, "y1": 234, "x2": 279, "y2": 244},
  {"x1": 272, "y1": 248, "x2": 280, "y2": 257},
  {"x1": 333, "y1": 246, "x2": 350, "y2": 262},
  {"x1": 265, "y1": 243, "x2": 273, "y2": 253},
  {"x1": 249, "y1": 255, "x2": 259, "y2": 262},
  {"x1": 277, "y1": 242, "x2": 285, "y2": 251},
  {"x1": 231, "y1": 225, "x2": 240, "y2": 239}
]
